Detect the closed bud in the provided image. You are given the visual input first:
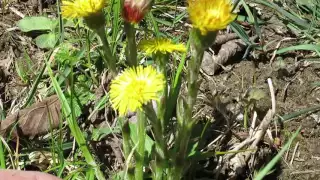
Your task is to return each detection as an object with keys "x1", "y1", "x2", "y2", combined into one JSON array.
[{"x1": 122, "y1": 0, "x2": 152, "y2": 23}]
